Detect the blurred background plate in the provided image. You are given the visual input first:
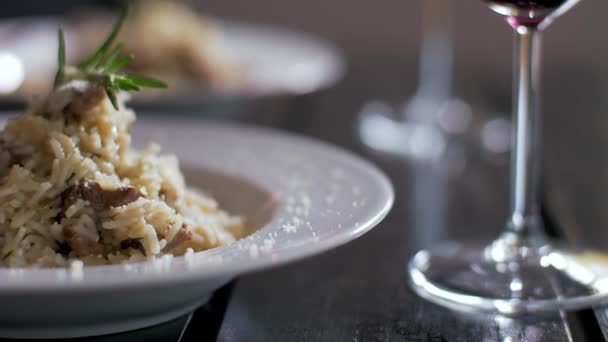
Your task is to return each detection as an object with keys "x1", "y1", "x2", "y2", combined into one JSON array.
[{"x1": 0, "y1": 16, "x2": 345, "y2": 114}]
